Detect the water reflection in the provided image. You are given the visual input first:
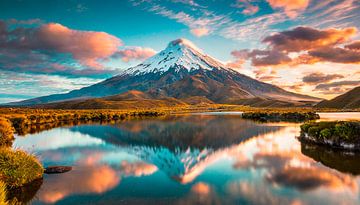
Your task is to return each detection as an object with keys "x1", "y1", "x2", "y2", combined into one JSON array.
[
  {"x1": 301, "y1": 143, "x2": 360, "y2": 175},
  {"x1": 12, "y1": 113, "x2": 360, "y2": 205}
]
